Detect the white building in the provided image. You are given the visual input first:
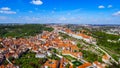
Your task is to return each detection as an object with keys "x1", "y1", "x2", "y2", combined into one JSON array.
[{"x1": 35, "y1": 53, "x2": 46, "y2": 58}]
